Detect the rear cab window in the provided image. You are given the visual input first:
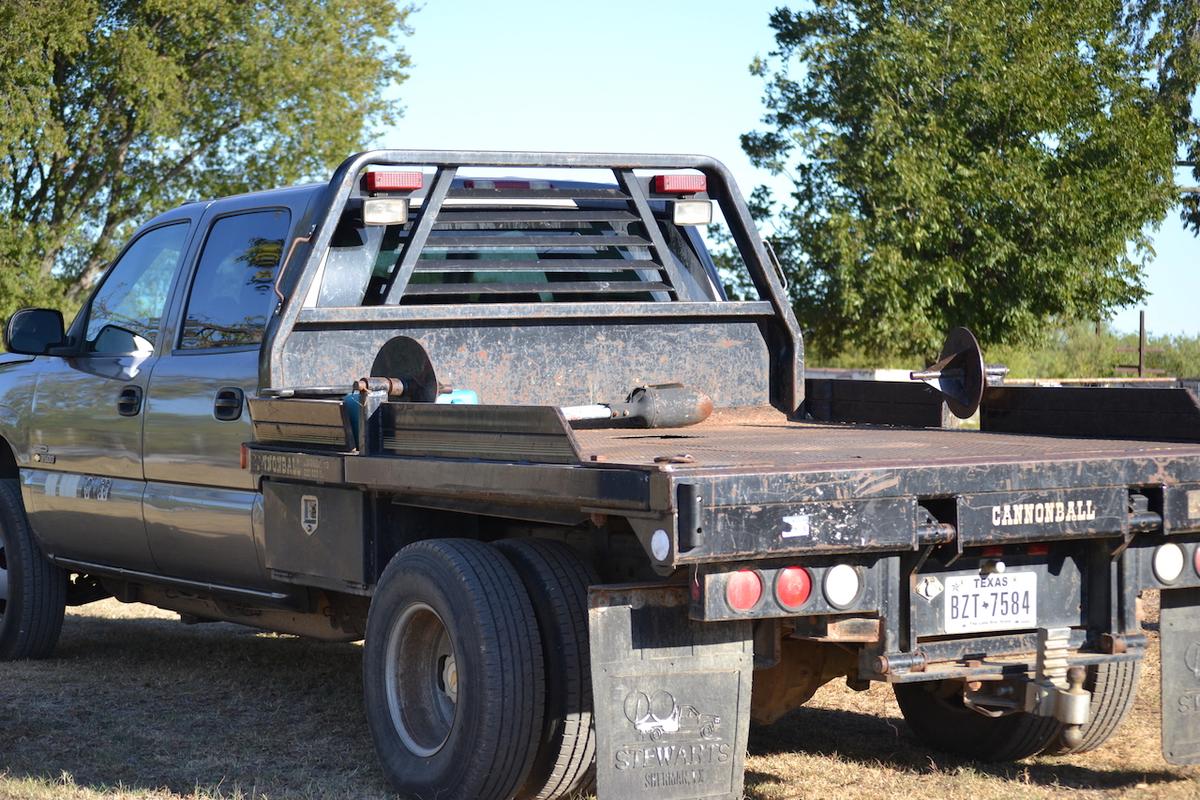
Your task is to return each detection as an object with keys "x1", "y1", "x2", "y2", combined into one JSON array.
[{"x1": 180, "y1": 209, "x2": 291, "y2": 350}]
